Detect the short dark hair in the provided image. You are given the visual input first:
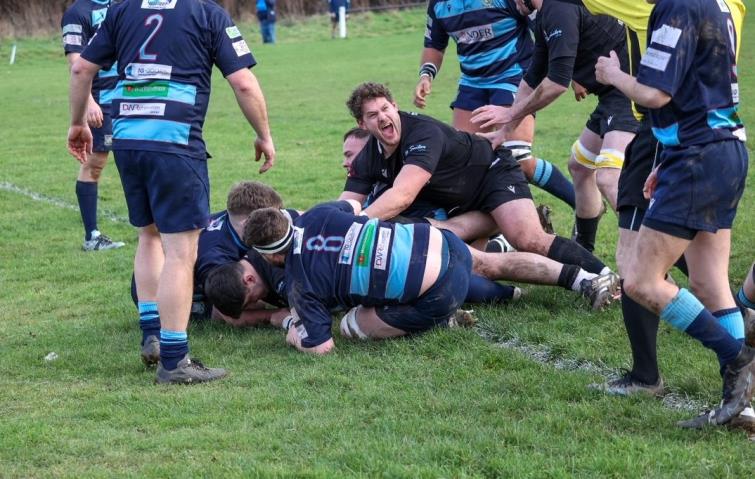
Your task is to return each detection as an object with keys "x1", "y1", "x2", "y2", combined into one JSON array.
[
  {"x1": 226, "y1": 181, "x2": 283, "y2": 217},
  {"x1": 203, "y1": 262, "x2": 246, "y2": 319},
  {"x1": 243, "y1": 207, "x2": 290, "y2": 253},
  {"x1": 343, "y1": 127, "x2": 370, "y2": 143},
  {"x1": 346, "y1": 82, "x2": 394, "y2": 120}
]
